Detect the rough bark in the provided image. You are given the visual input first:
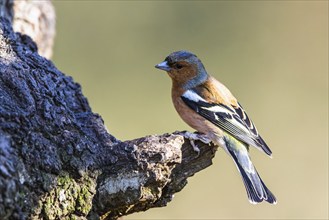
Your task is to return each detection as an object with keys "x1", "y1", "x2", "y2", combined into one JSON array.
[{"x1": 0, "y1": 1, "x2": 217, "y2": 219}]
